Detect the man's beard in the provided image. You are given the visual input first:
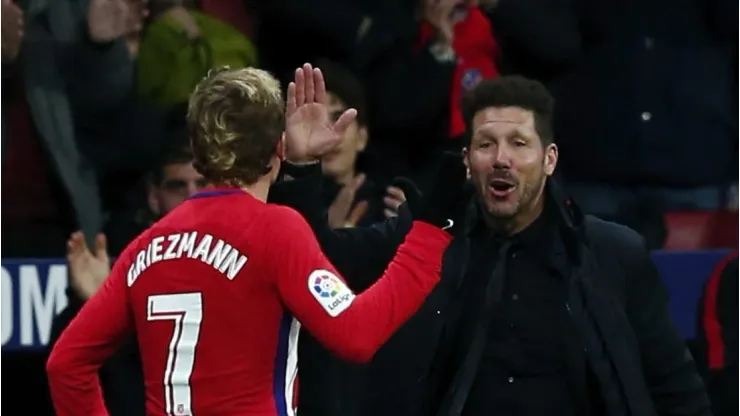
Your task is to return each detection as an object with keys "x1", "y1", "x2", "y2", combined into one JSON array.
[{"x1": 479, "y1": 172, "x2": 546, "y2": 234}]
